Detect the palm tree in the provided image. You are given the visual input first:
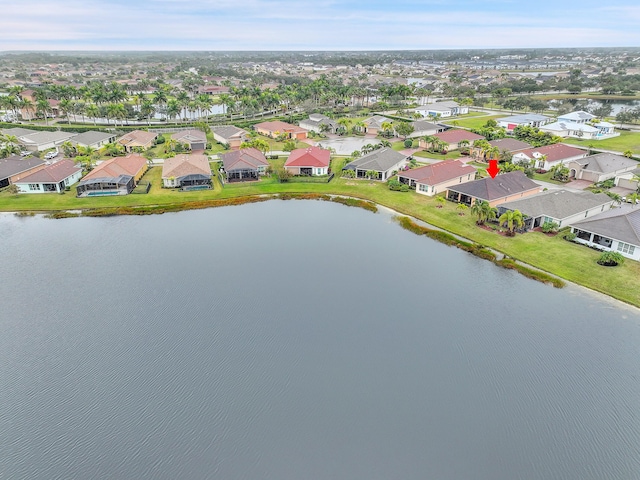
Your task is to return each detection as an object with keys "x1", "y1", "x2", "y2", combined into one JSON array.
[
  {"x1": 471, "y1": 200, "x2": 497, "y2": 225},
  {"x1": 435, "y1": 195, "x2": 446, "y2": 208},
  {"x1": 166, "y1": 99, "x2": 180, "y2": 123},
  {"x1": 85, "y1": 104, "x2": 100, "y2": 125},
  {"x1": 457, "y1": 203, "x2": 468, "y2": 215},
  {"x1": 36, "y1": 99, "x2": 50, "y2": 124},
  {"x1": 422, "y1": 135, "x2": 437, "y2": 151},
  {"x1": 366, "y1": 170, "x2": 379, "y2": 181},
  {"x1": 381, "y1": 121, "x2": 394, "y2": 138},
  {"x1": 499, "y1": 209, "x2": 524, "y2": 236},
  {"x1": 140, "y1": 100, "x2": 155, "y2": 126},
  {"x1": 627, "y1": 193, "x2": 640, "y2": 207},
  {"x1": 623, "y1": 150, "x2": 634, "y2": 158}
]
